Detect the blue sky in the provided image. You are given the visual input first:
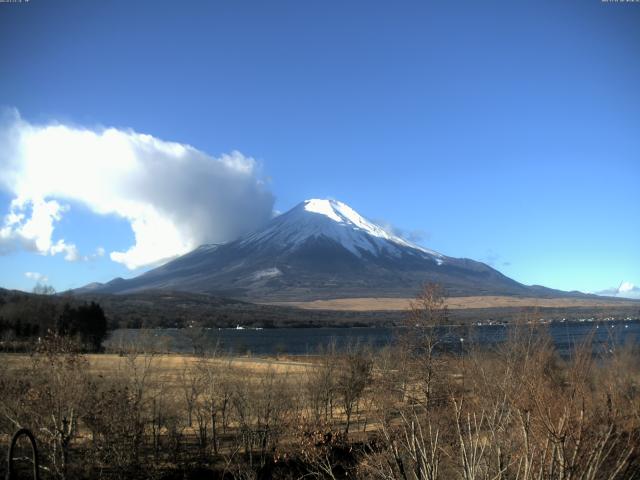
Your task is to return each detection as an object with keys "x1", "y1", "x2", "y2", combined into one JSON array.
[{"x1": 0, "y1": 0, "x2": 638, "y2": 295}]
